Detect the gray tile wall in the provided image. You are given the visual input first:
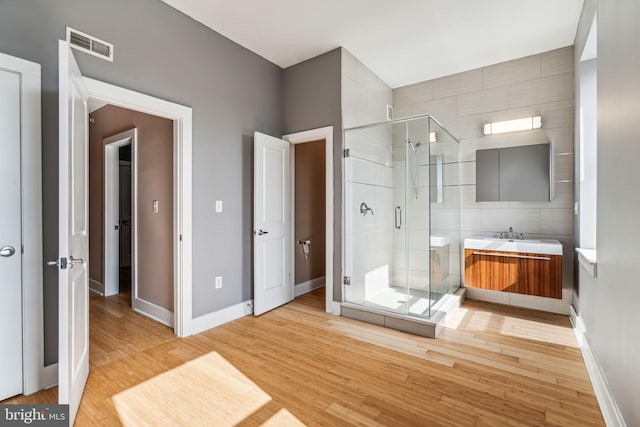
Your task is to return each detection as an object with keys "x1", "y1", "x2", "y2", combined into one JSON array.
[{"x1": 393, "y1": 47, "x2": 575, "y2": 291}]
